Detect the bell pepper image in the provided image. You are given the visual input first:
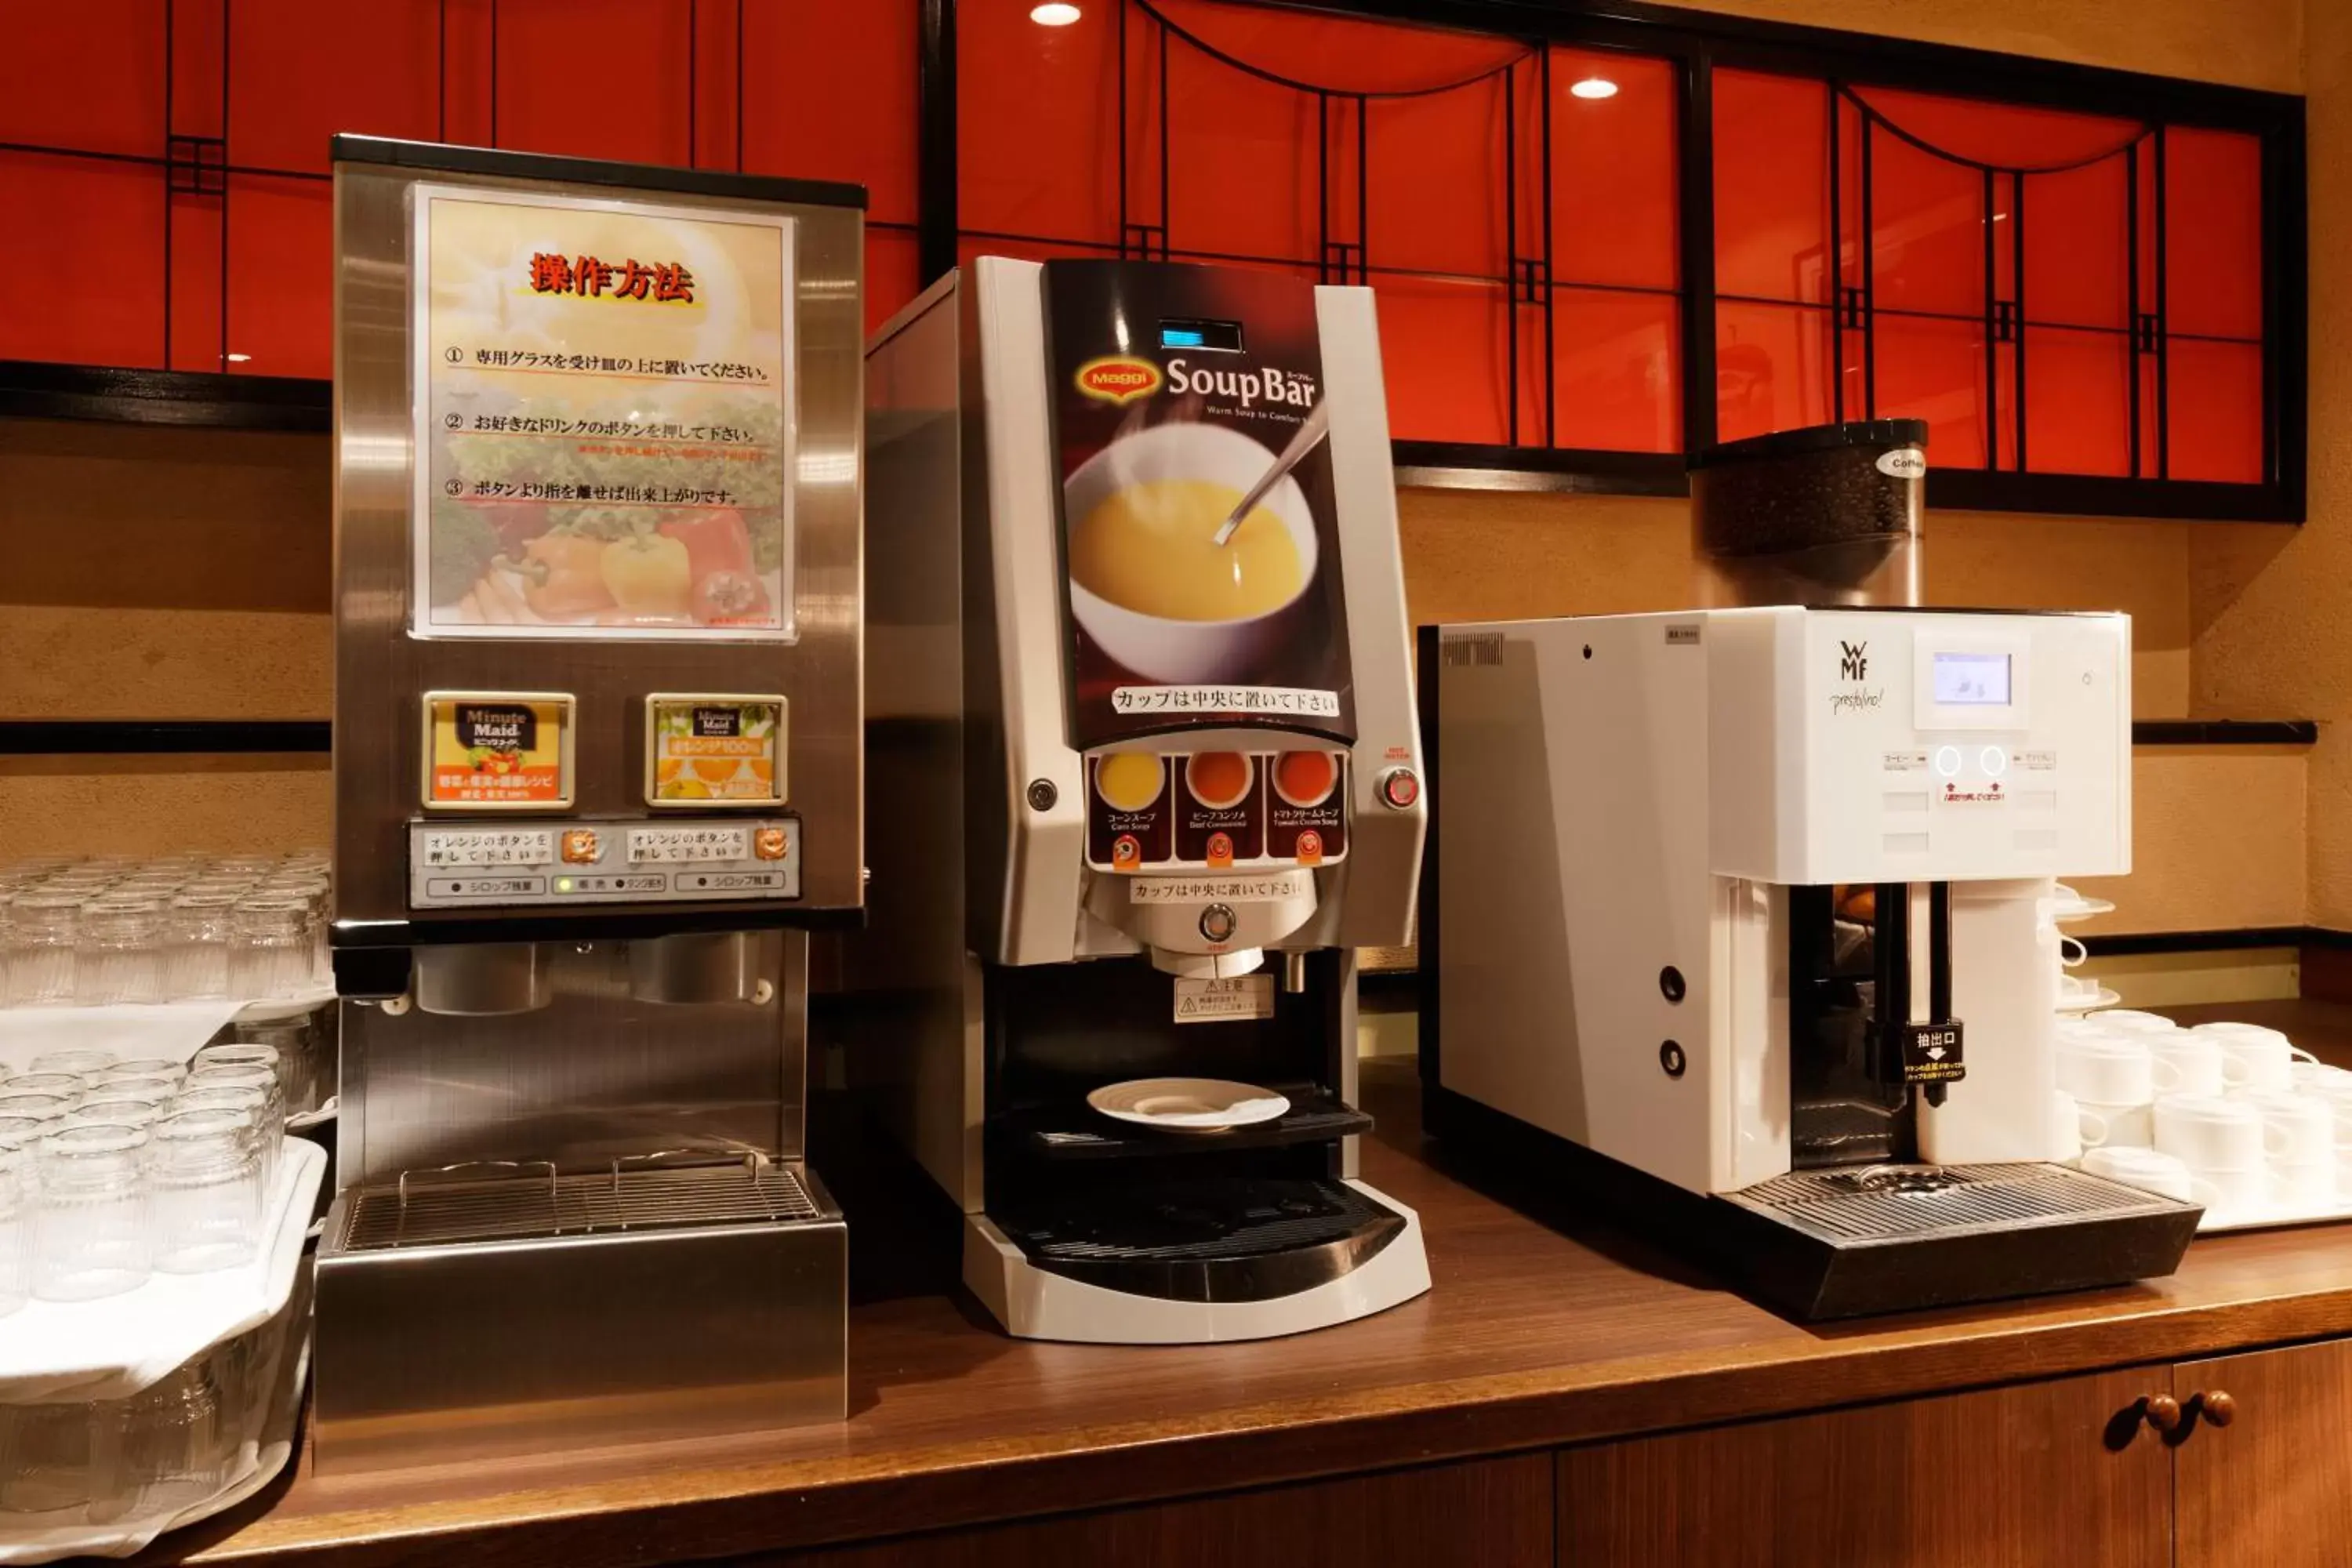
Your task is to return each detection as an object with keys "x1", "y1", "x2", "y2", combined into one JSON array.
[
  {"x1": 601, "y1": 525, "x2": 695, "y2": 619},
  {"x1": 519, "y1": 532, "x2": 618, "y2": 622},
  {"x1": 662, "y1": 510, "x2": 771, "y2": 623}
]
